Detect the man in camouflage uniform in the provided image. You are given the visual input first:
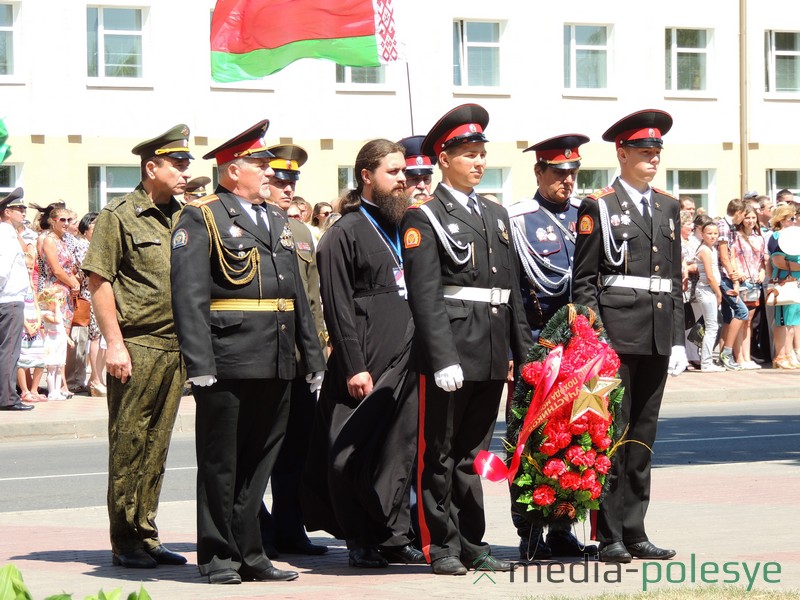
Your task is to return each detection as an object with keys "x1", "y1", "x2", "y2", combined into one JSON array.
[{"x1": 83, "y1": 124, "x2": 192, "y2": 569}]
